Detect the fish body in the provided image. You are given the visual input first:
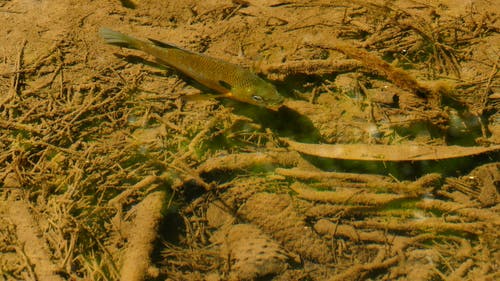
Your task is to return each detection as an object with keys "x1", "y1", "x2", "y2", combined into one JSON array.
[{"x1": 100, "y1": 28, "x2": 284, "y2": 108}]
